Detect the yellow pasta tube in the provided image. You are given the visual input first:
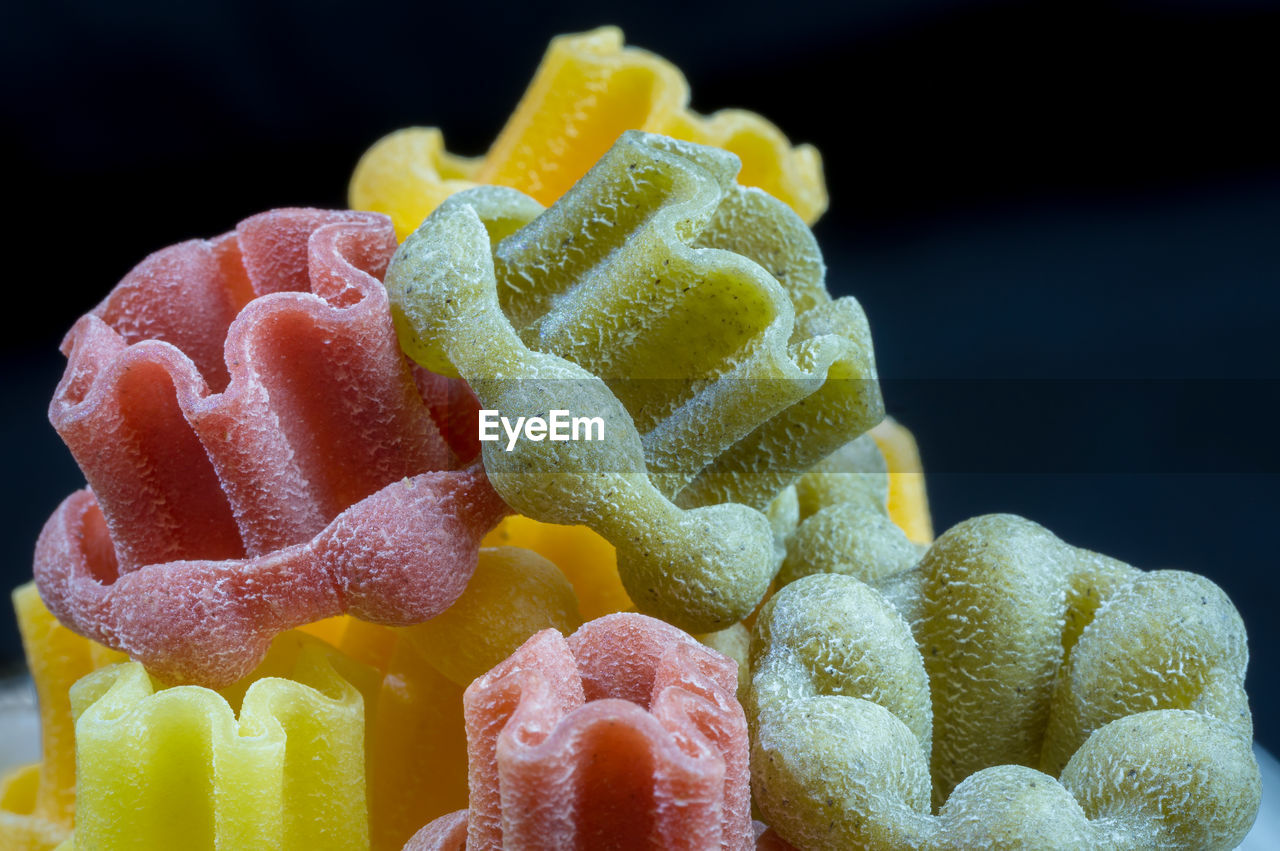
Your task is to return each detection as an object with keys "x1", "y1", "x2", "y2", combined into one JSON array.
[{"x1": 64, "y1": 635, "x2": 367, "y2": 850}]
